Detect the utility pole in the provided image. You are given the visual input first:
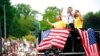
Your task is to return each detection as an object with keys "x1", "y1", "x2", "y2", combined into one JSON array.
[
  {"x1": 0, "y1": 19, "x2": 1, "y2": 55},
  {"x1": 4, "y1": 5, "x2": 6, "y2": 39}
]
